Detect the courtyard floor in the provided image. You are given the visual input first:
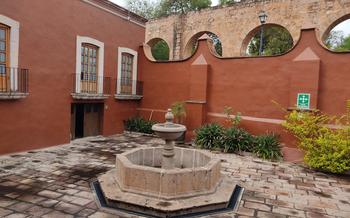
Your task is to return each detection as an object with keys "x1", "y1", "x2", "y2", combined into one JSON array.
[{"x1": 0, "y1": 133, "x2": 349, "y2": 218}]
